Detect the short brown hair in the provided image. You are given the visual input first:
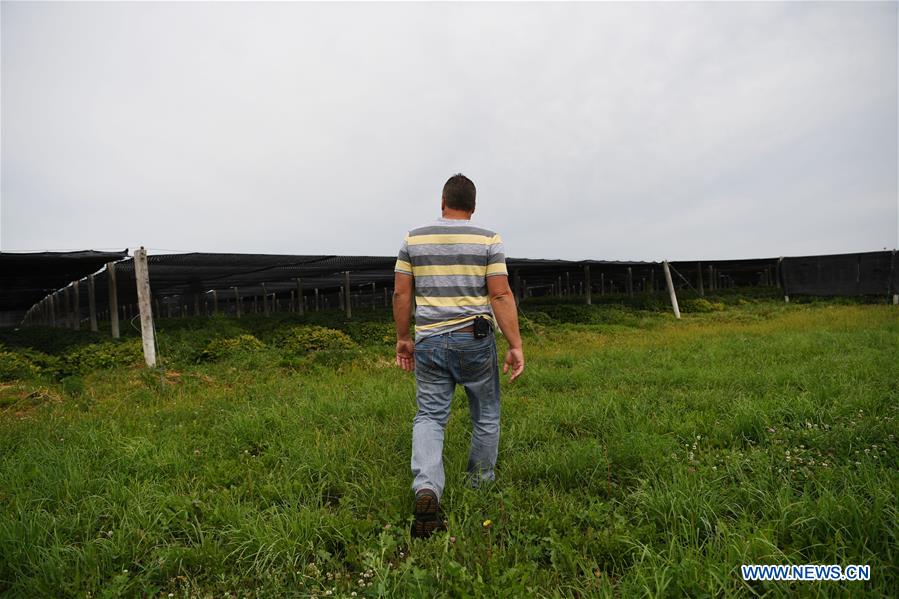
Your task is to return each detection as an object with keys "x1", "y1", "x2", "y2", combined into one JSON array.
[{"x1": 442, "y1": 174, "x2": 476, "y2": 212}]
